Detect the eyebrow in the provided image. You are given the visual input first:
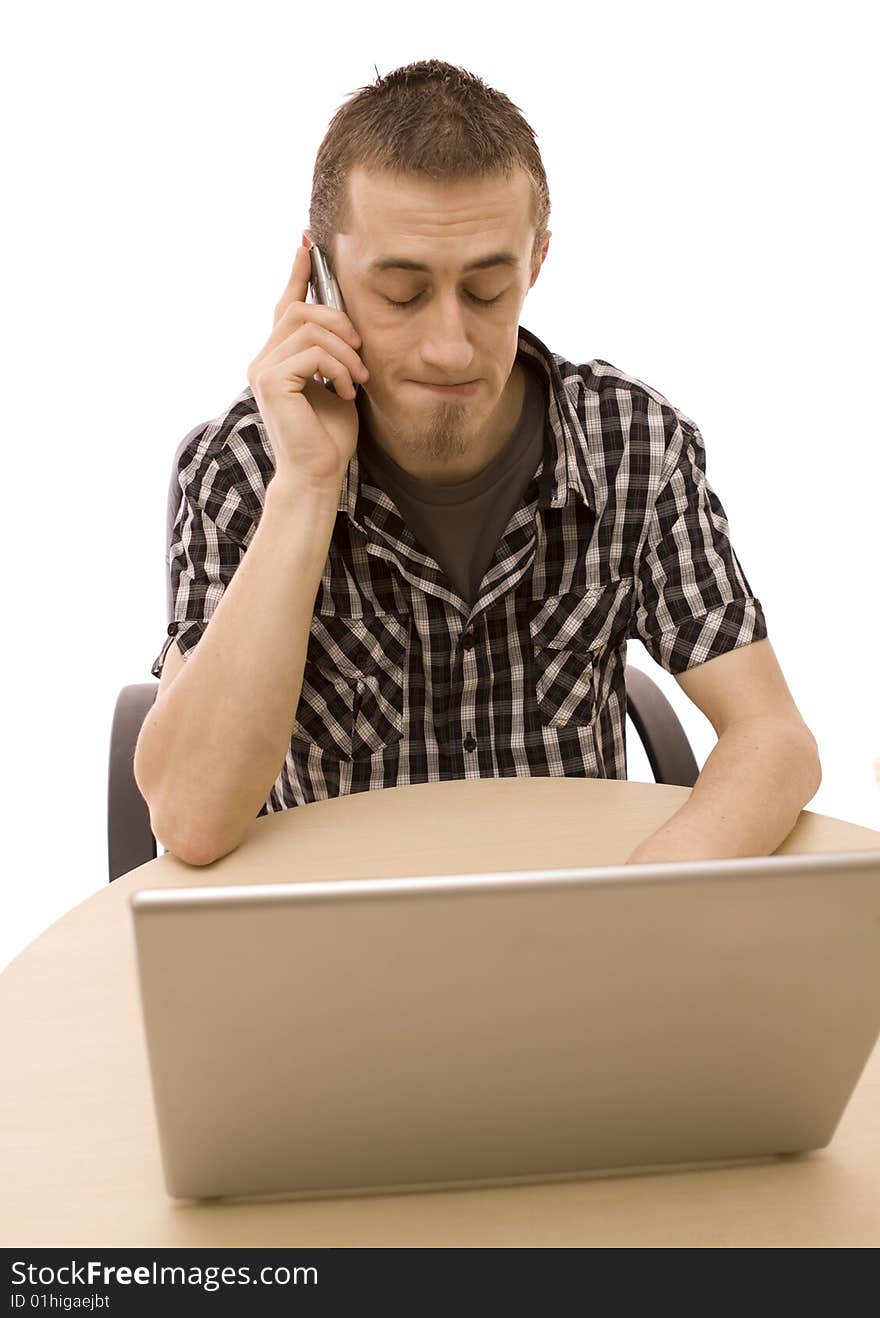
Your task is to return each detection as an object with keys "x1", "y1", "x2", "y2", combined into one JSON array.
[{"x1": 367, "y1": 251, "x2": 519, "y2": 274}]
